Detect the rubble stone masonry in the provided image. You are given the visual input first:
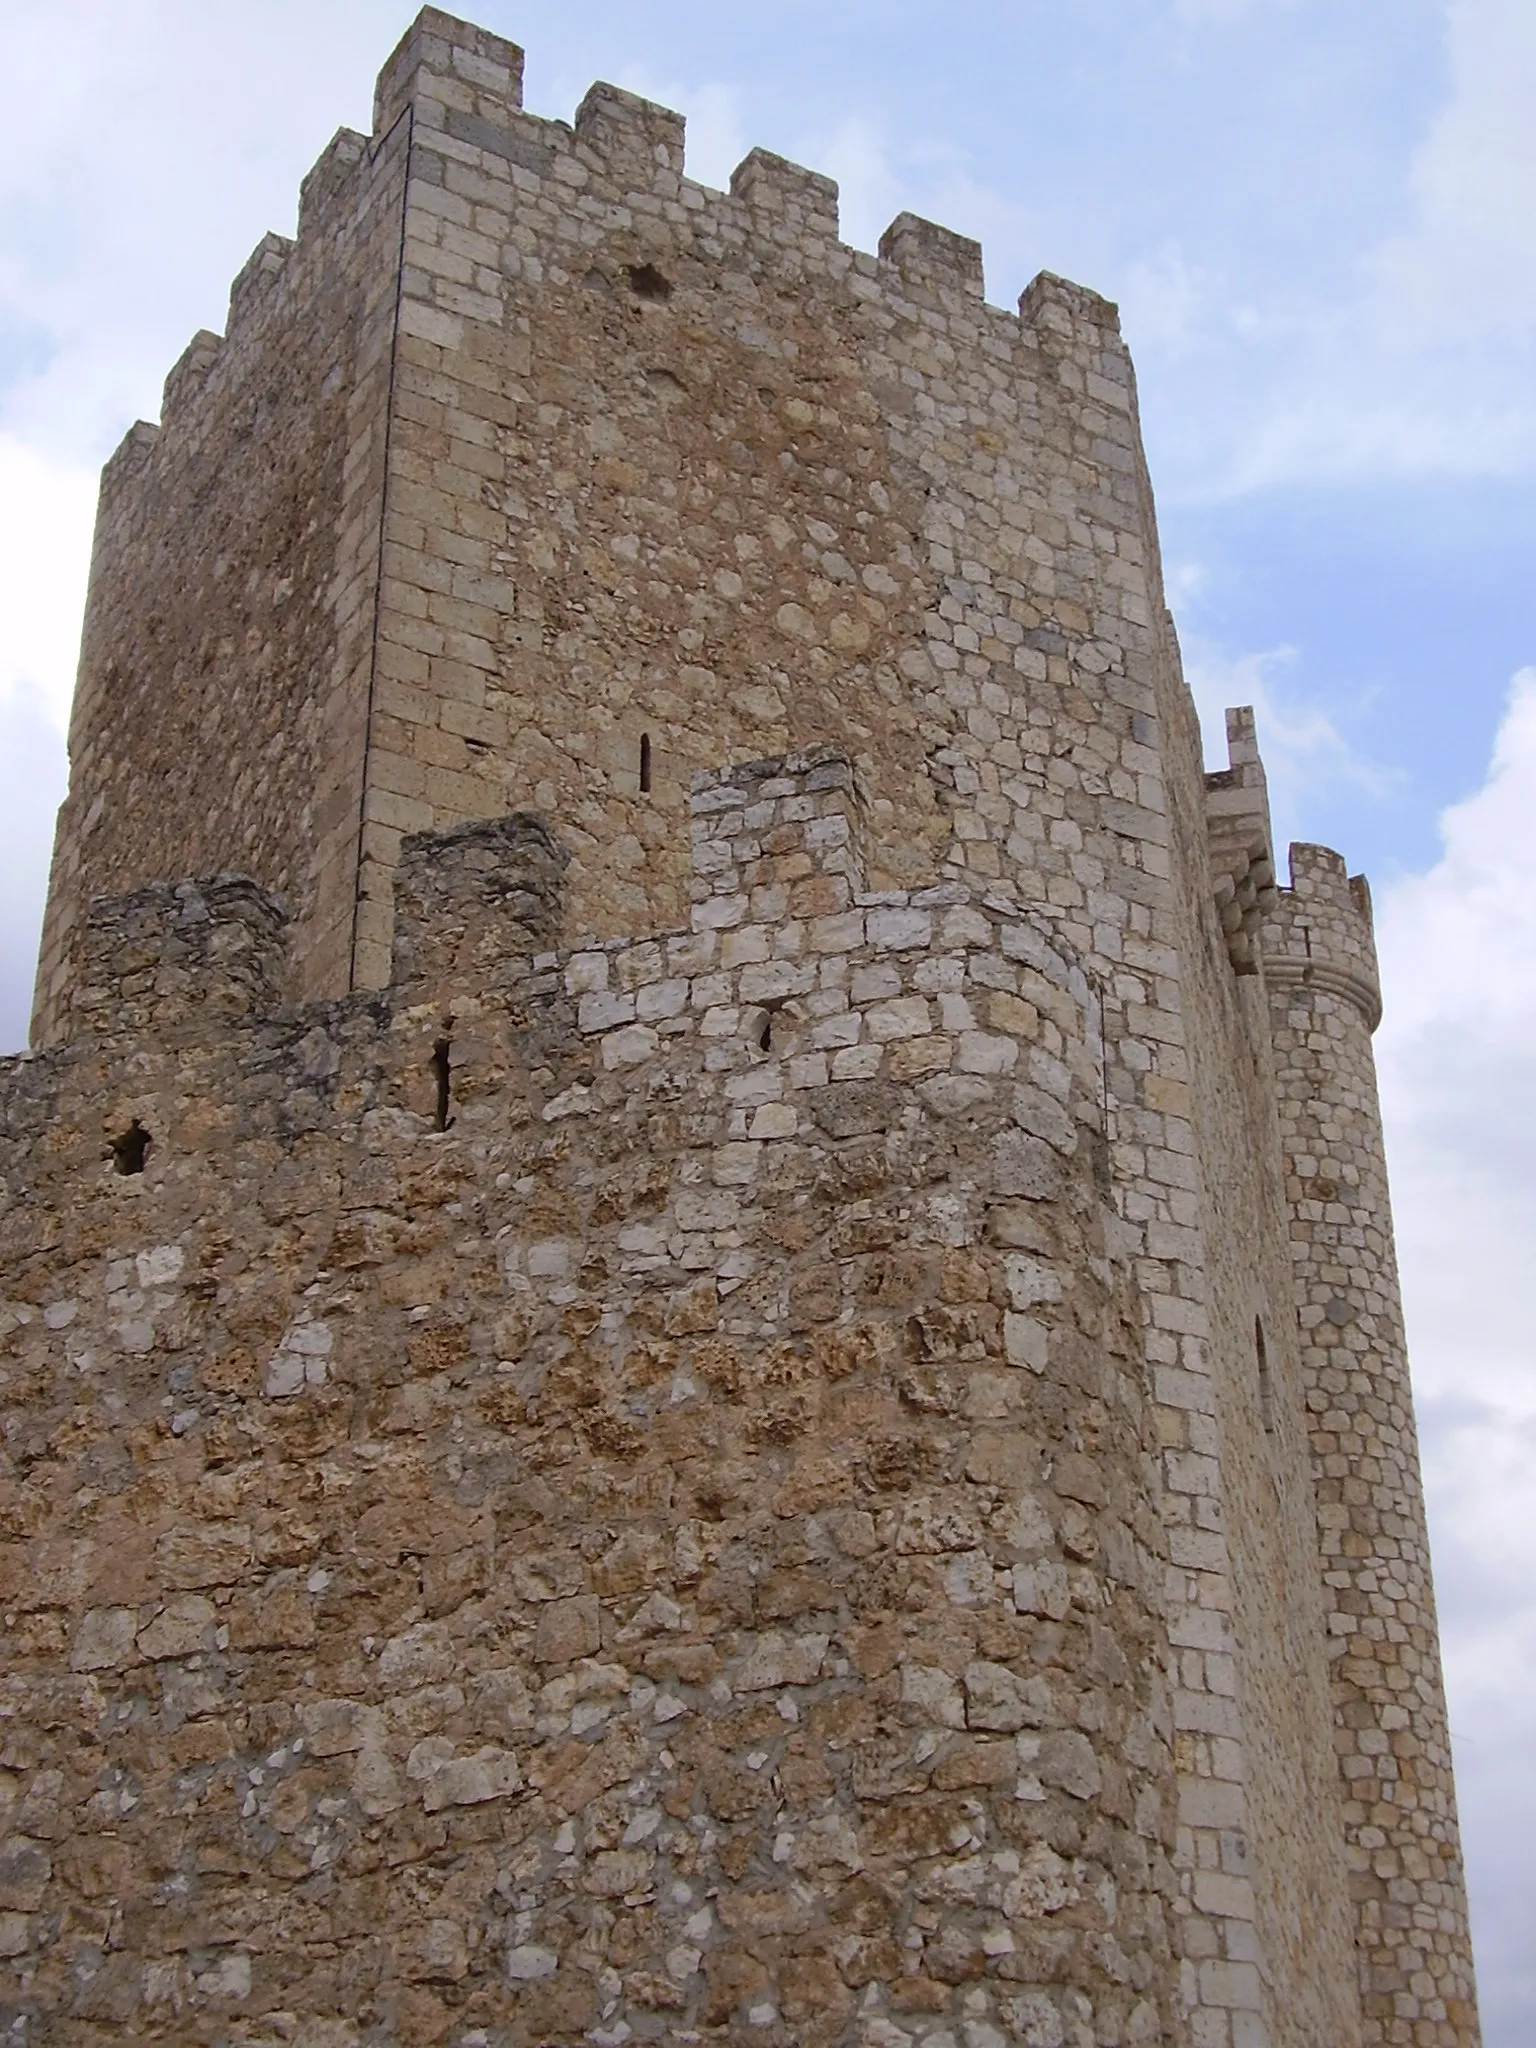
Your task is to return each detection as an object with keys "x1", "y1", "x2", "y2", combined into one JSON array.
[{"x1": 4, "y1": 10, "x2": 1477, "y2": 2044}]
